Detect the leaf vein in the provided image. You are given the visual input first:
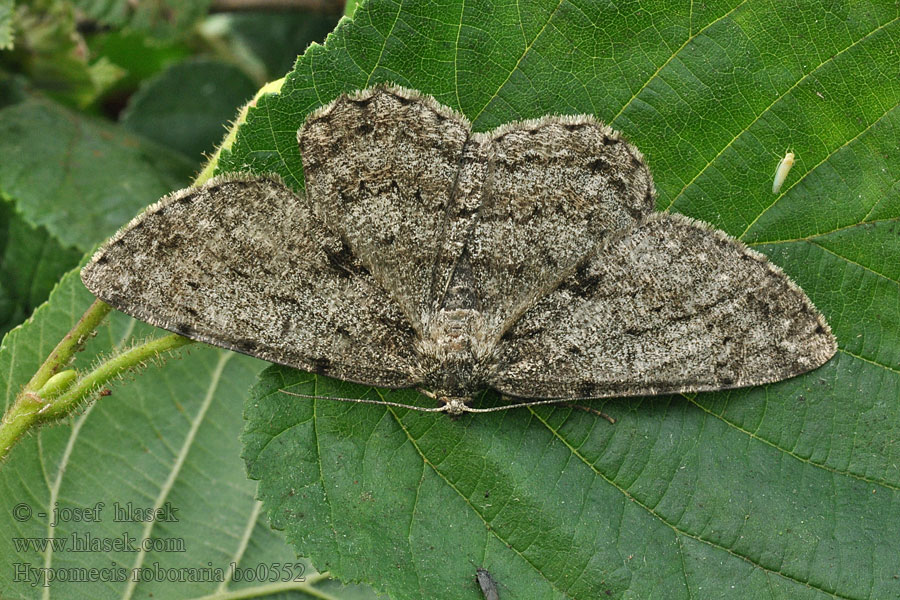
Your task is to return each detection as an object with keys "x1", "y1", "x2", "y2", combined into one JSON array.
[
  {"x1": 469, "y1": 0, "x2": 565, "y2": 124},
  {"x1": 120, "y1": 351, "x2": 232, "y2": 600},
  {"x1": 687, "y1": 391, "x2": 900, "y2": 492},
  {"x1": 528, "y1": 408, "x2": 868, "y2": 600}
]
